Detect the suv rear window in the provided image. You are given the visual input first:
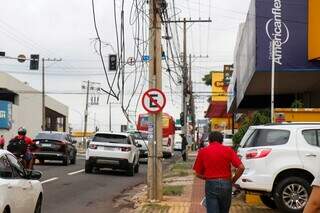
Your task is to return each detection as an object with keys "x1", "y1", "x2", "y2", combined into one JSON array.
[
  {"x1": 243, "y1": 129, "x2": 290, "y2": 148},
  {"x1": 35, "y1": 133, "x2": 65, "y2": 141},
  {"x1": 93, "y1": 134, "x2": 130, "y2": 144}
]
